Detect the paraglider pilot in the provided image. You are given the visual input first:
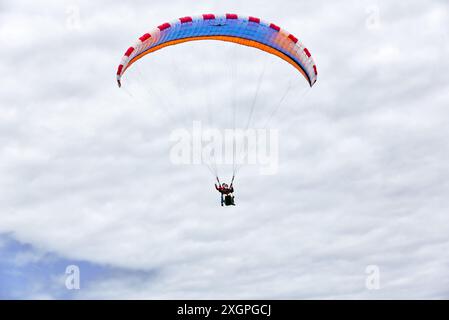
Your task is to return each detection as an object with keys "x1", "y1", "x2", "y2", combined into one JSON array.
[{"x1": 215, "y1": 177, "x2": 235, "y2": 206}]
